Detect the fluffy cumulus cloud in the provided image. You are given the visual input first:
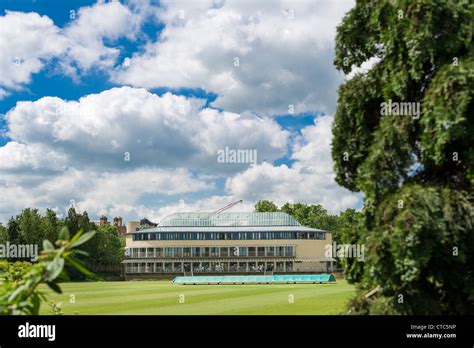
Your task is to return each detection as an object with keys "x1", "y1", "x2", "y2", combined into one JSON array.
[
  {"x1": 0, "y1": 11, "x2": 68, "y2": 91},
  {"x1": 112, "y1": 0, "x2": 354, "y2": 115},
  {"x1": 0, "y1": 87, "x2": 289, "y2": 220},
  {"x1": 0, "y1": 167, "x2": 213, "y2": 221},
  {"x1": 0, "y1": 0, "x2": 362, "y2": 223},
  {"x1": 226, "y1": 116, "x2": 361, "y2": 213},
  {"x1": 5, "y1": 87, "x2": 288, "y2": 171},
  {"x1": 0, "y1": 1, "x2": 145, "y2": 93},
  {"x1": 62, "y1": 0, "x2": 145, "y2": 73}
]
